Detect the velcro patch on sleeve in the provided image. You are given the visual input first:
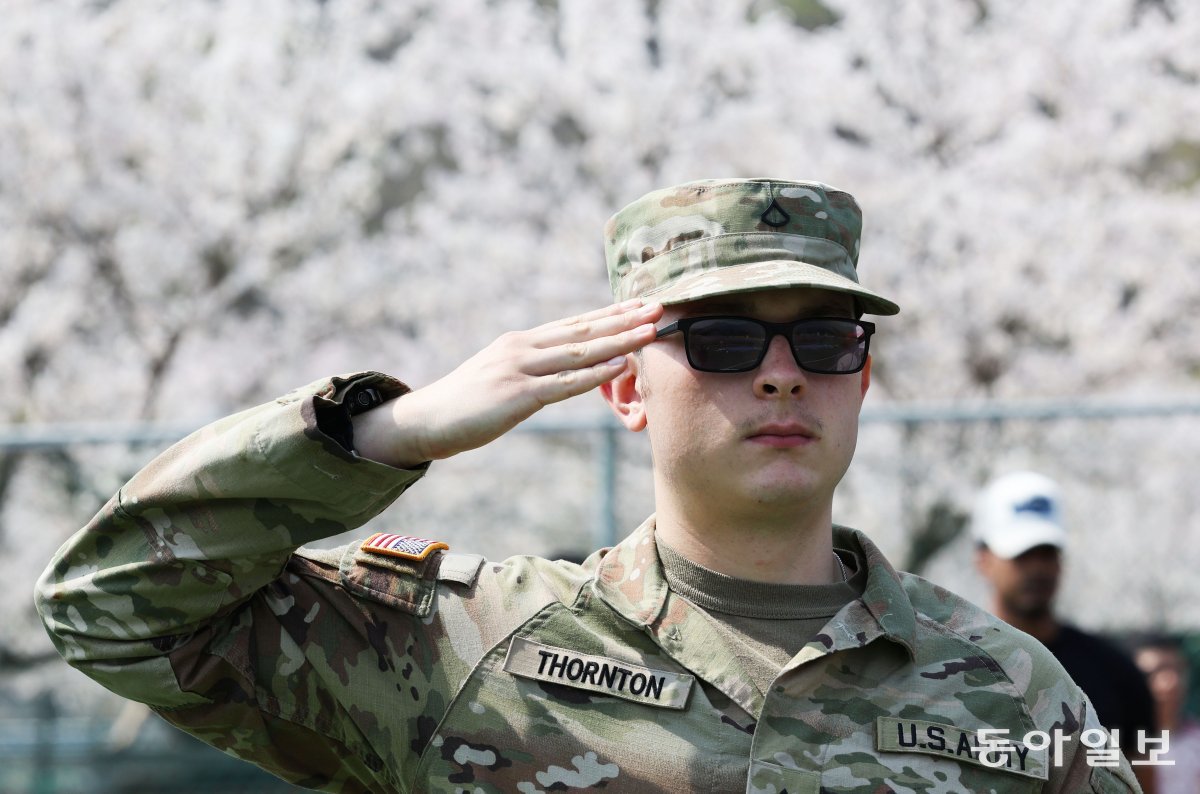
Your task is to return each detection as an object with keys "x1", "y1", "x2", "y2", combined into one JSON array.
[
  {"x1": 876, "y1": 717, "x2": 1049, "y2": 781},
  {"x1": 361, "y1": 532, "x2": 449, "y2": 561},
  {"x1": 504, "y1": 637, "x2": 694, "y2": 710}
]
